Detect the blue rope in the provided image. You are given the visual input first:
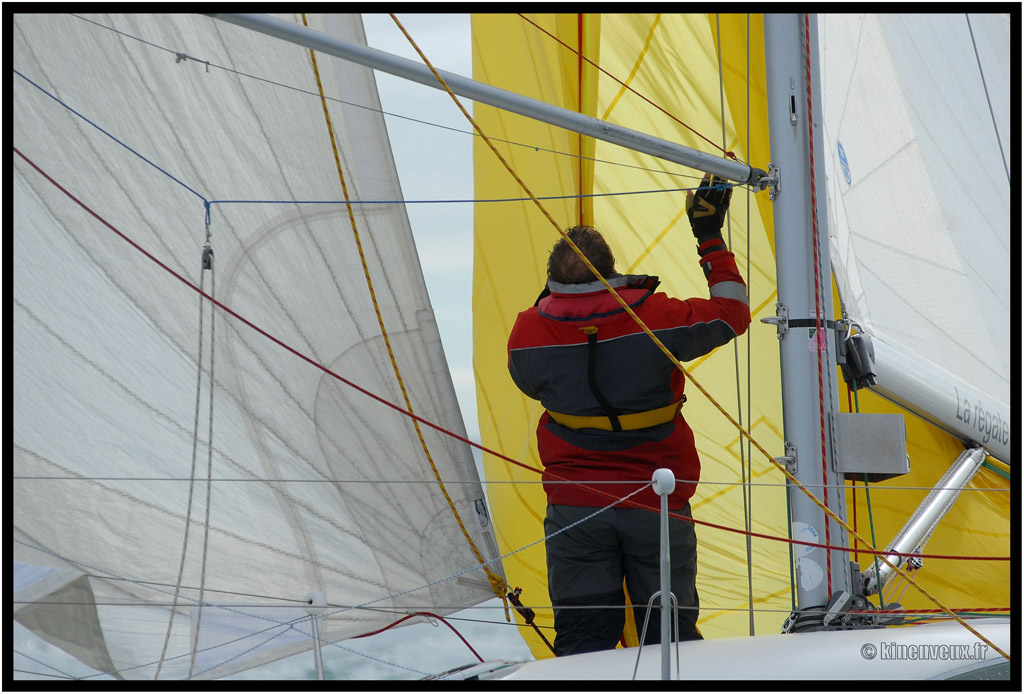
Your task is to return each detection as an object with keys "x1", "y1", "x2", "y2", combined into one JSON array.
[
  {"x1": 16, "y1": 69, "x2": 738, "y2": 213},
  {"x1": 14, "y1": 68, "x2": 208, "y2": 204}
]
